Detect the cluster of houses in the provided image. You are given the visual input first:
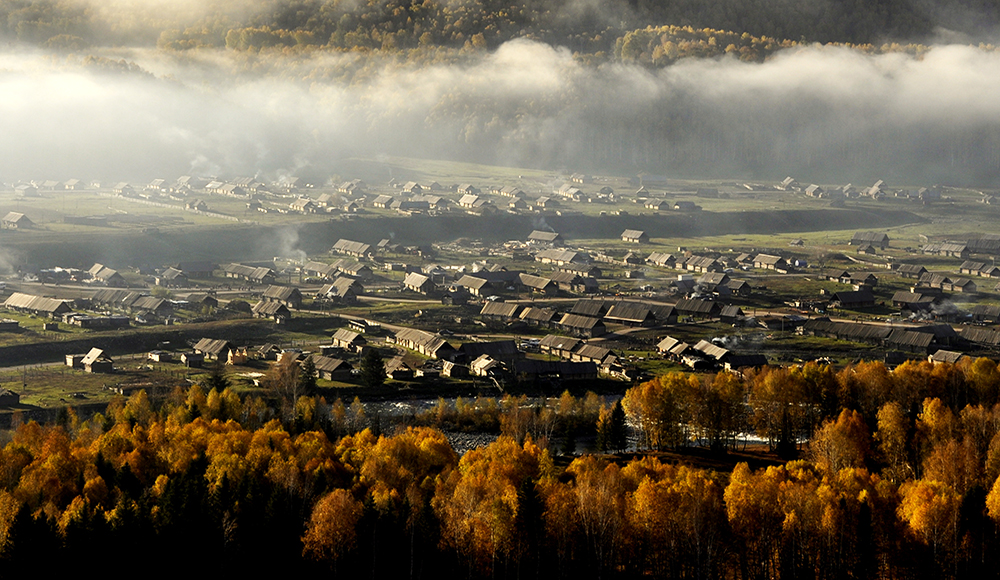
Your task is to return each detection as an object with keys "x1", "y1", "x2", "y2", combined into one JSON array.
[
  {"x1": 476, "y1": 296, "x2": 748, "y2": 338},
  {"x1": 25, "y1": 263, "x2": 128, "y2": 287},
  {"x1": 656, "y1": 336, "x2": 767, "y2": 372},
  {"x1": 383, "y1": 328, "x2": 603, "y2": 384},
  {"x1": 800, "y1": 319, "x2": 959, "y2": 355},
  {"x1": 4, "y1": 286, "x2": 221, "y2": 327},
  {"x1": 128, "y1": 325, "x2": 612, "y2": 385},
  {"x1": 780, "y1": 178, "x2": 942, "y2": 203},
  {"x1": 53, "y1": 171, "x2": 724, "y2": 219}
]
